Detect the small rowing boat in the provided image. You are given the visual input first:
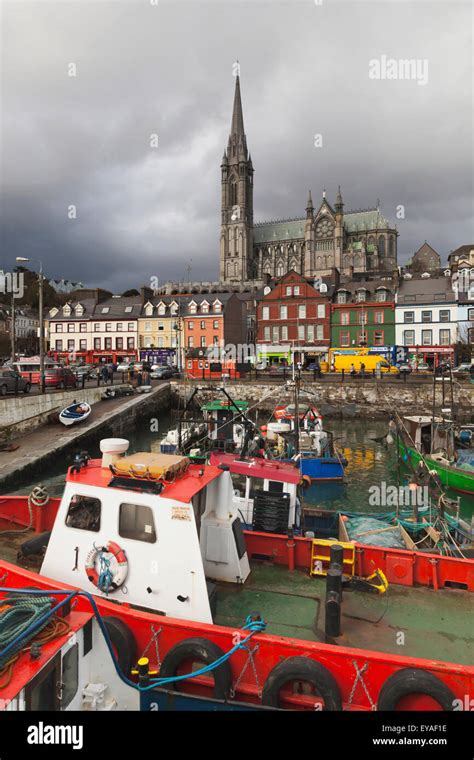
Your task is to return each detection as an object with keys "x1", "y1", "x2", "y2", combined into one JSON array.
[{"x1": 59, "y1": 401, "x2": 91, "y2": 426}]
